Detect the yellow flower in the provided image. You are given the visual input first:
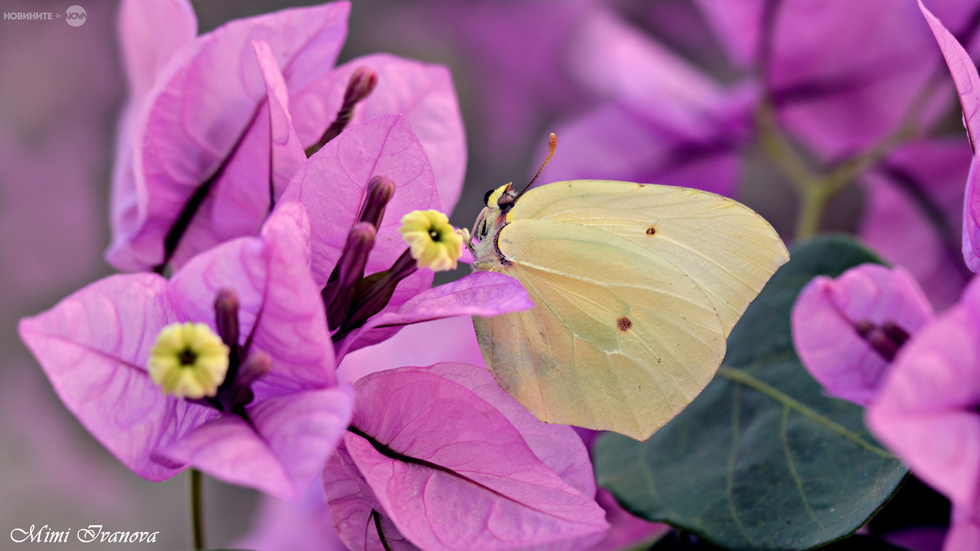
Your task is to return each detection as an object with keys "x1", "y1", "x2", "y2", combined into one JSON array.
[
  {"x1": 147, "y1": 322, "x2": 230, "y2": 399},
  {"x1": 398, "y1": 210, "x2": 463, "y2": 272}
]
